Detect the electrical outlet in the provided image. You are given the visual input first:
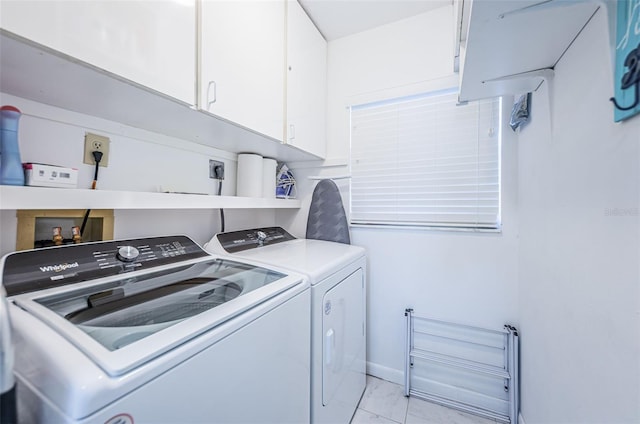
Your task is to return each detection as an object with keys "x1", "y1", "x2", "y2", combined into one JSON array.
[
  {"x1": 83, "y1": 133, "x2": 110, "y2": 167},
  {"x1": 209, "y1": 160, "x2": 224, "y2": 180}
]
